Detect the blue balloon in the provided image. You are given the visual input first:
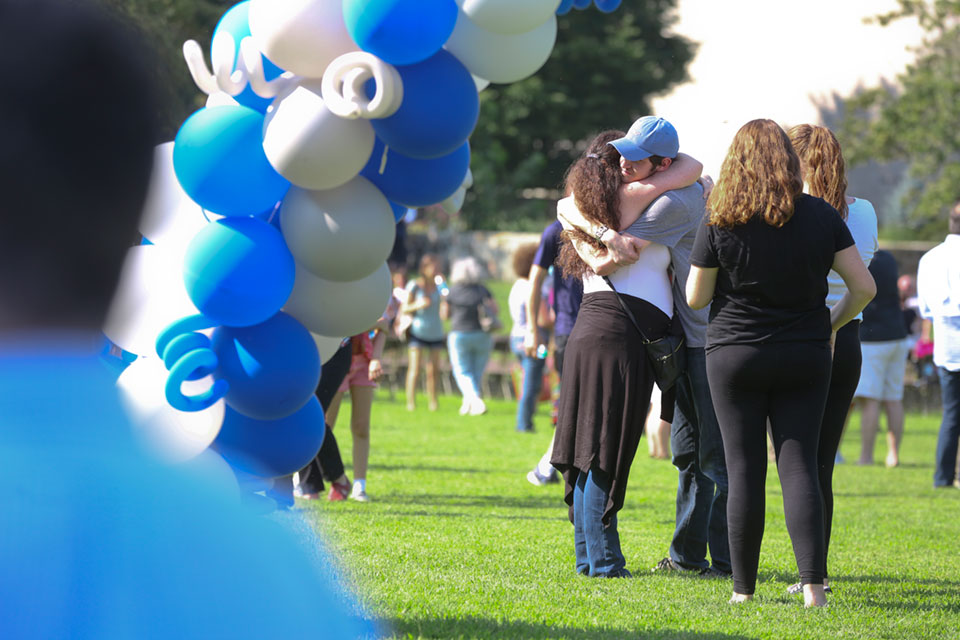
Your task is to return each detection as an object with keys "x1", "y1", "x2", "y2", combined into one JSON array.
[
  {"x1": 173, "y1": 106, "x2": 290, "y2": 217},
  {"x1": 343, "y1": 0, "x2": 458, "y2": 65},
  {"x1": 371, "y1": 50, "x2": 478, "y2": 159},
  {"x1": 183, "y1": 217, "x2": 295, "y2": 327},
  {"x1": 389, "y1": 200, "x2": 406, "y2": 222},
  {"x1": 213, "y1": 397, "x2": 326, "y2": 478},
  {"x1": 557, "y1": 0, "x2": 575, "y2": 14},
  {"x1": 593, "y1": 0, "x2": 622, "y2": 11},
  {"x1": 212, "y1": 312, "x2": 321, "y2": 420},
  {"x1": 573, "y1": 0, "x2": 592, "y2": 8},
  {"x1": 361, "y1": 137, "x2": 470, "y2": 208},
  {"x1": 212, "y1": 1, "x2": 284, "y2": 112}
]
